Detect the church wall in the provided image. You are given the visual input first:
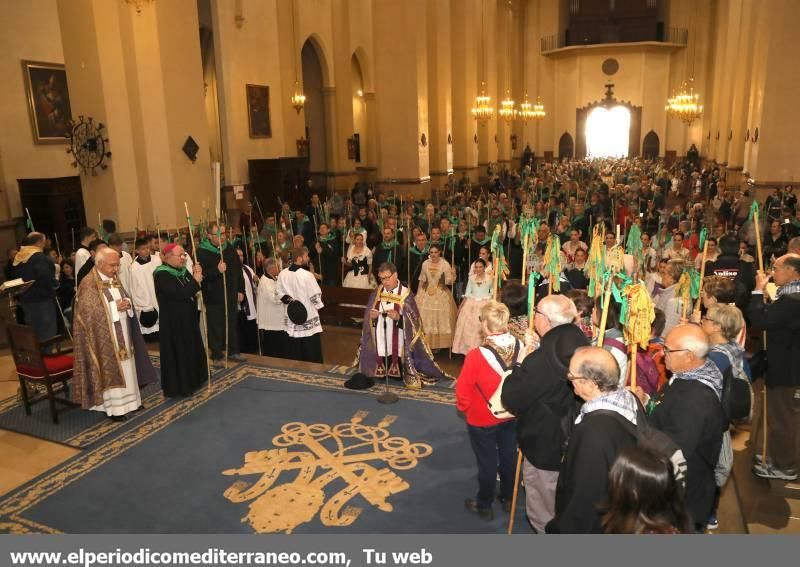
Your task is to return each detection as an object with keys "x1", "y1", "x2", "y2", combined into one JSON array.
[
  {"x1": 212, "y1": 0, "x2": 289, "y2": 188},
  {"x1": 0, "y1": 0, "x2": 74, "y2": 220}
]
